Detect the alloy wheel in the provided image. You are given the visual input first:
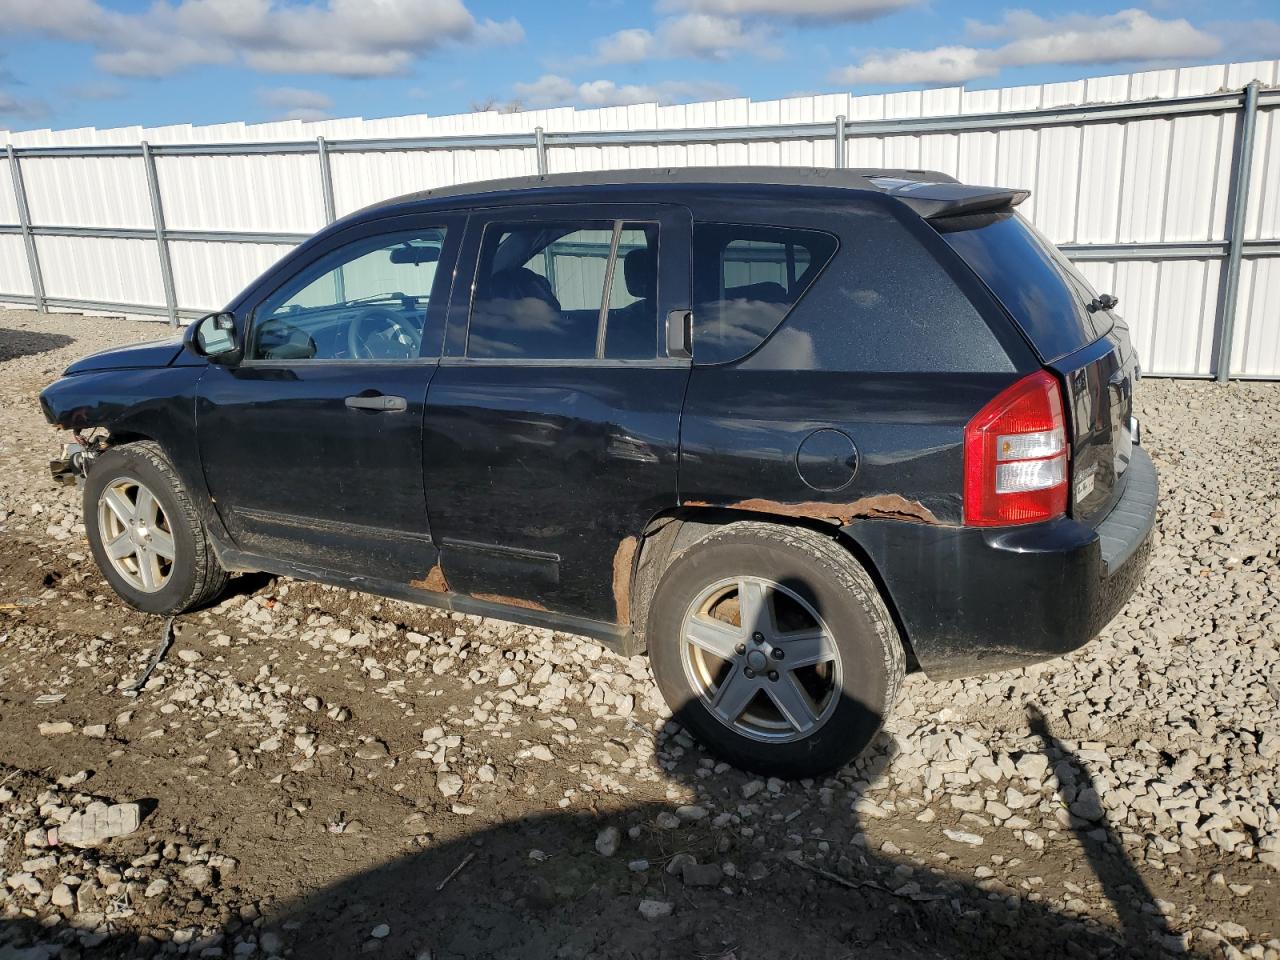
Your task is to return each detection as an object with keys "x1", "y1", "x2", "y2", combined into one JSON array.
[
  {"x1": 97, "y1": 477, "x2": 176, "y2": 593},
  {"x1": 679, "y1": 576, "x2": 842, "y2": 743}
]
